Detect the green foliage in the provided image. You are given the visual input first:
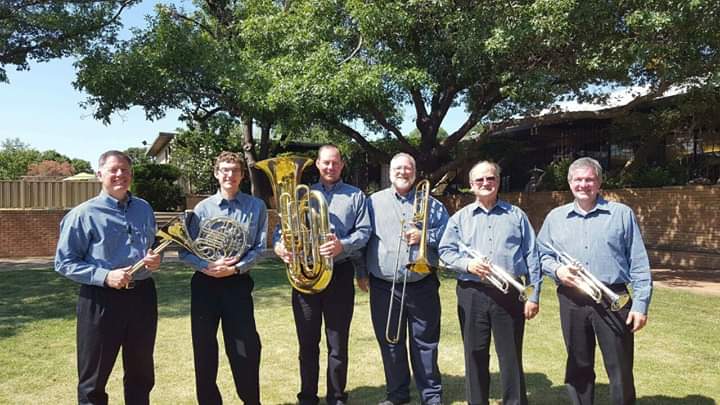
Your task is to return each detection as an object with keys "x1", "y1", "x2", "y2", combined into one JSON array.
[
  {"x1": 537, "y1": 159, "x2": 573, "y2": 191},
  {"x1": 70, "y1": 158, "x2": 93, "y2": 174},
  {"x1": 605, "y1": 164, "x2": 686, "y2": 189},
  {"x1": 0, "y1": 0, "x2": 140, "y2": 82},
  {"x1": 74, "y1": 0, "x2": 720, "y2": 182},
  {"x1": 0, "y1": 138, "x2": 41, "y2": 179},
  {"x1": 0, "y1": 138, "x2": 96, "y2": 179},
  {"x1": 124, "y1": 147, "x2": 151, "y2": 166},
  {"x1": 172, "y1": 115, "x2": 244, "y2": 194},
  {"x1": 131, "y1": 163, "x2": 185, "y2": 211}
]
